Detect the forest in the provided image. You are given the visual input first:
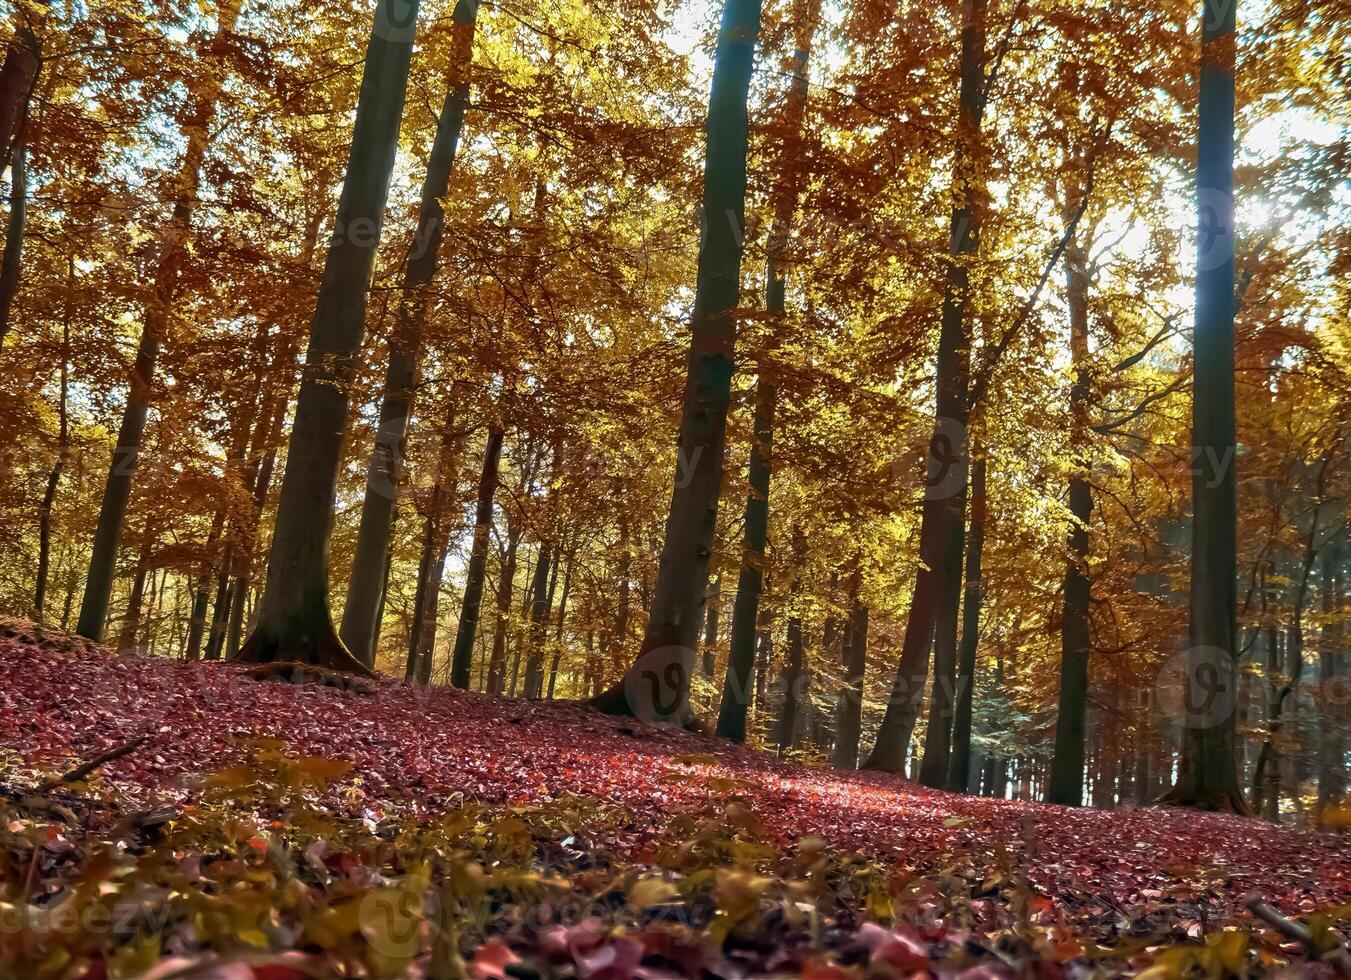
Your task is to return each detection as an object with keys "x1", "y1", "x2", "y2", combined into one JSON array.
[{"x1": 0, "y1": 0, "x2": 1348, "y2": 975}]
